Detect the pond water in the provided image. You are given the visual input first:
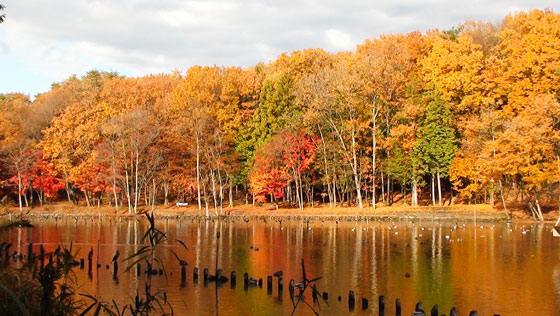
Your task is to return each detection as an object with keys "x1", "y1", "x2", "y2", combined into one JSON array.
[{"x1": 4, "y1": 217, "x2": 560, "y2": 315}]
